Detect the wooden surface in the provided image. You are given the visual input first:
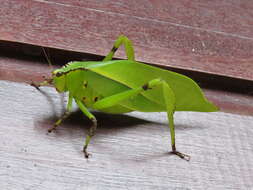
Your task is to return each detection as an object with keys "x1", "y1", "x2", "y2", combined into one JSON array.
[
  {"x1": 1, "y1": 1, "x2": 253, "y2": 189},
  {"x1": 0, "y1": 80, "x2": 253, "y2": 190},
  {"x1": 1, "y1": 0, "x2": 253, "y2": 80}
]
